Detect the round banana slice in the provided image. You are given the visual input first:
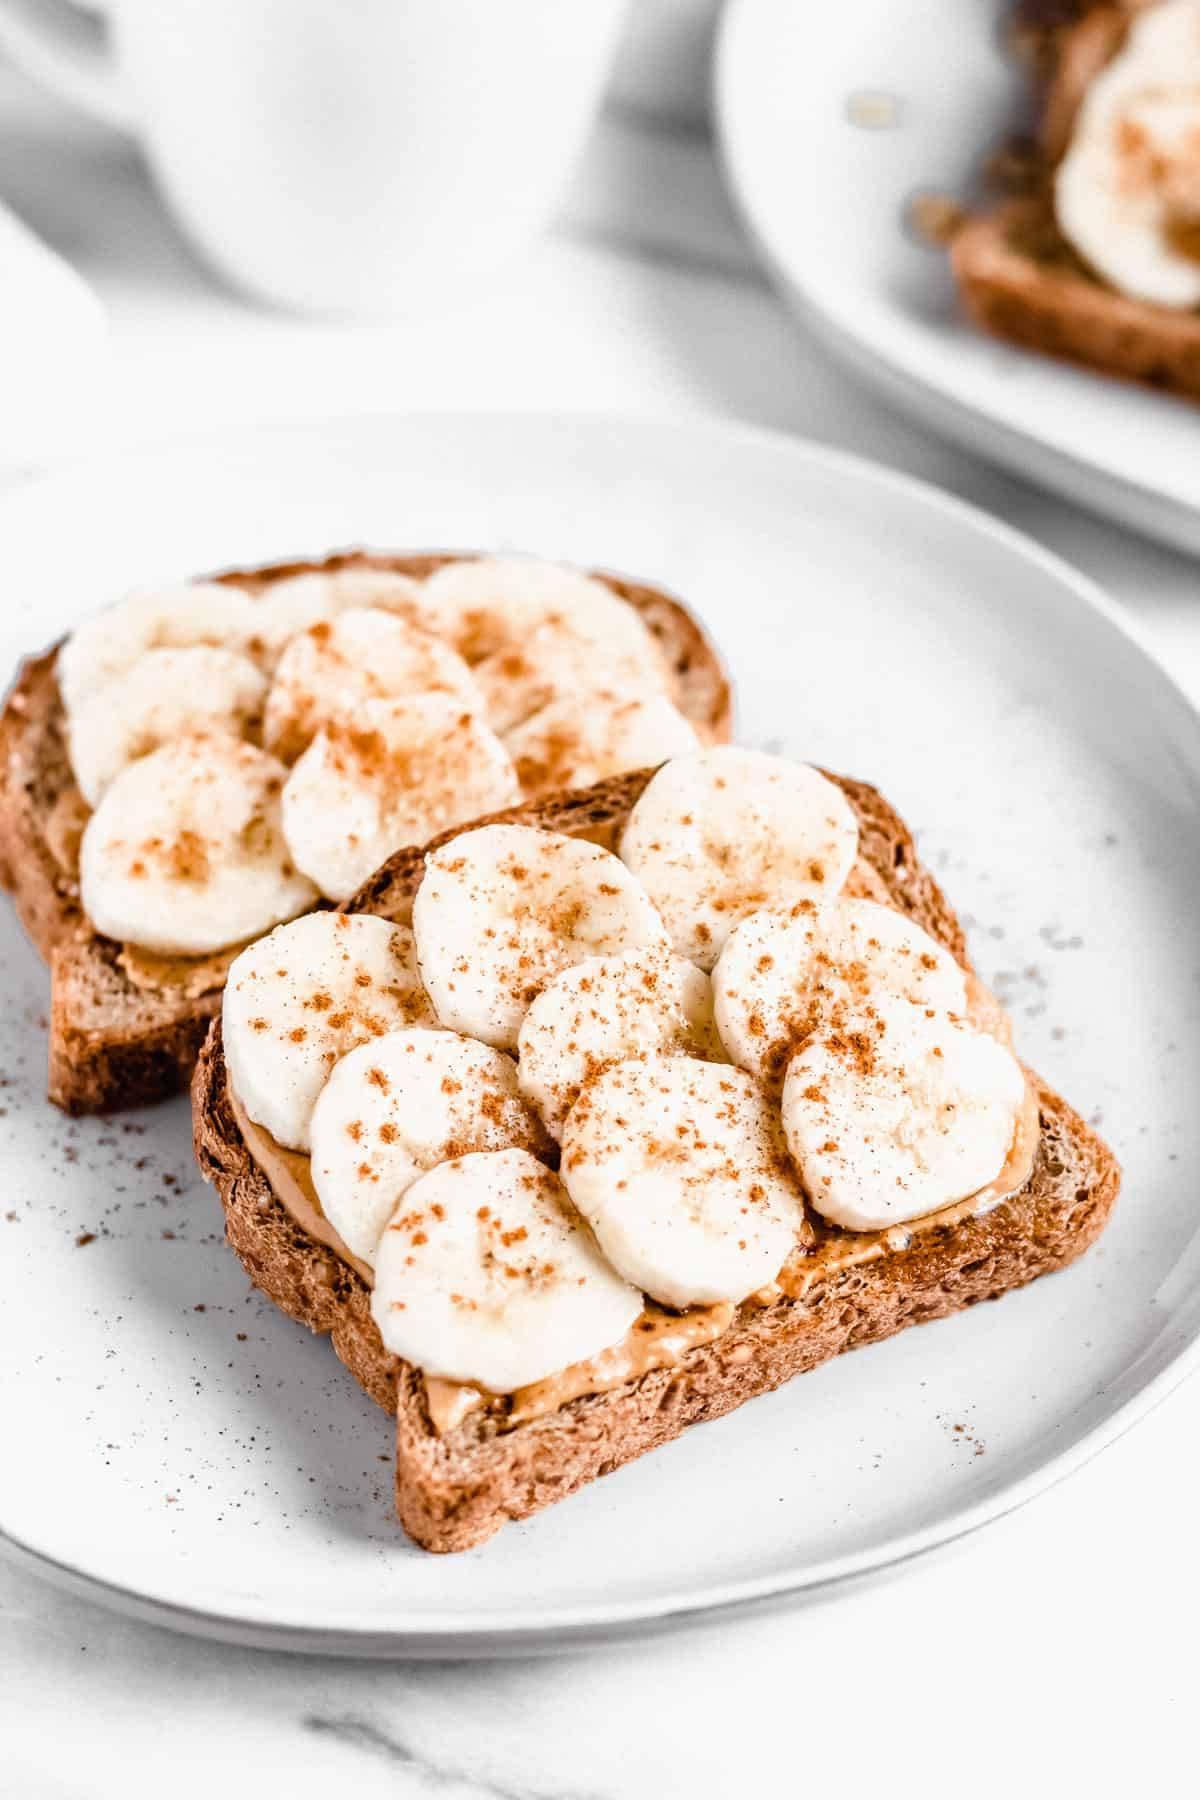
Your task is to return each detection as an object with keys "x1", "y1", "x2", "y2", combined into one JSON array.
[
  {"x1": 713, "y1": 897, "x2": 968, "y2": 1089},
  {"x1": 418, "y1": 556, "x2": 661, "y2": 670},
  {"x1": 223, "y1": 912, "x2": 437, "y2": 1152},
  {"x1": 280, "y1": 694, "x2": 520, "y2": 903},
  {"x1": 56, "y1": 582, "x2": 257, "y2": 713},
  {"x1": 782, "y1": 995, "x2": 1026, "y2": 1231},
  {"x1": 67, "y1": 645, "x2": 267, "y2": 807},
  {"x1": 1056, "y1": 0, "x2": 1200, "y2": 310},
  {"x1": 619, "y1": 747, "x2": 859, "y2": 971},
  {"x1": 371, "y1": 1148, "x2": 643, "y2": 1392},
  {"x1": 263, "y1": 608, "x2": 481, "y2": 762},
  {"x1": 243, "y1": 568, "x2": 435, "y2": 667},
  {"x1": 475, "y1": 614, "x2": 670, "y2": 735},
  {"x1": 561, "y1": 1055, "x2": 807, "y2": 1308},
  {"x1": 79, "y1": 734, "x2": 317, "y2": 956},
  {"x1": 506, "y1": 692, "x2": 702, "y2": 800},
  {"x1": 310, "y1": 1029, "x2": 551, "y2": 1265},
  {"x1": 315, "y1": 567, "x2": 431, "y2": 616},
  {"x1": 413, "y1": 823, "x2": 670, "y2": 1051},
  {"x1": 517, "y1": 944, "x2": 722, "y2": 1141}
]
